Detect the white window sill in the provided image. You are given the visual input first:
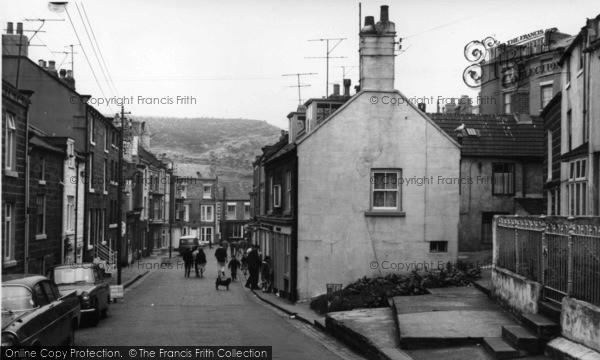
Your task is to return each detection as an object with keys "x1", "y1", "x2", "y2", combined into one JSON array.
[
  {"x1": 38, "y1": 180, "x2": 46, "y2": 186},
  {"x1": 90, "y1": 141, "x2": 96, "y2": 146},
  {"x1": 577, "y1": 69, "x2": 583, "y2": 77},
  {"x1": 65, "y1": 230, "x2": 75, "y2": 235},
  {"x1": 35, "y1": 234, "x2": 47, "y2": 240},
  {"x1": 109, "y1": 223, "x2": 118, "y2": 228},
  {"x1": 4, "y1": 170, "x2": 18, "y2": 178},
  {"x1": 89, "y1": 188, "x2": 95, "y2": 193},
  {"x1": 110, "y1": 181, "x2": 118, "y2": 186},
  {"x1": 3, "y1": 260, "x2": 17, "y2": 268},
  {"x1": 565, "y1": 82, "x2": 571, "y2": 90},
  {"x1": 87, "y1": 245, "x2": 94, "y2": 250},
  {"x1": 103, "y1": 191, "x2": 109, "y2": 195},
  {"x1": 104, "y1": 149, "x2": 109, "y2": 154},
  {"x1": 364, "y1": 211, "x2": 406, "y2": 217}
]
